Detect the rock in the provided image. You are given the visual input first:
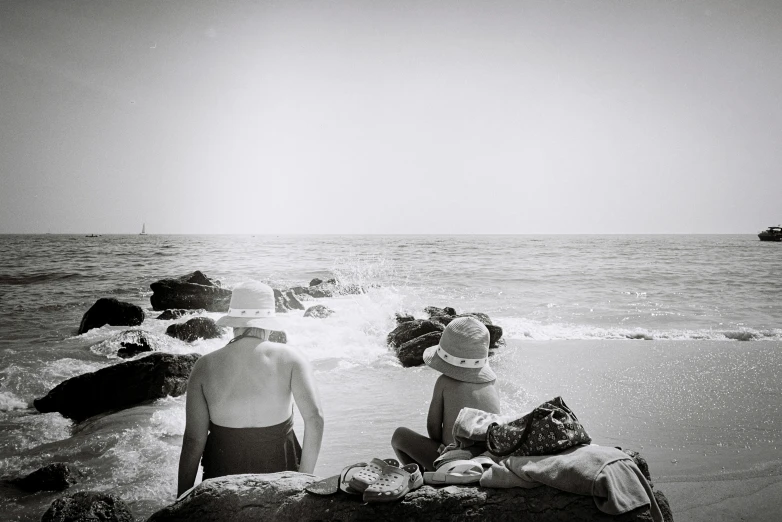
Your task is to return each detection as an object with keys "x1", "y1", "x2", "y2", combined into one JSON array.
[
  {"x1": 289, "y1": 286, "x2": 311, "y2": 296},
  {"x1": 274, "y1": 289, "x2": 305, "y2": 313},
  {"x1": 397, "y1": 331, "x2": 441, "y2": 367},
  {"x1": 150, "y1": 271, "x2": 231, "y2": 312},
  {"x1": 147, "y1": 471, "x2": 672, "y2": 522},
  {"x1": 395, "y1": 313, "x2": 416, "y2": 324},
  {"x1": 12, "y1": 463, "x2": 75, "y2": 492},
  {"x1": 166, "y1": 317, "x2": 224, "y2": 342},
  {"x1": 425, "y1": 306, "x2": 457, "y2": 318},
  {"x1": 285, "y1": 290, "x2": 305, "y2": 310},
  {"x1": 117, "y1": 330, "x2": 154, "y2": 358},
  {"x1": 386, "y1": 320, "x2": 444, "y2": 349},
  {"x1": 458, "y1": 312, "x2": 493, "y2": 325},
  {"x1": 156, "y1": 309, "x2": 202, "y2": 320},
  {"x1": 307, "y1": 283, "x2": 335, "y2": 298},
  {"x1": 486, "y1": 324, "x2": 503, "y2": 348},
  {"x1": 303, "y1": 305, "x2": 335, "y2": 319},
  {"x1": 309, "y1": 278, "x2": 323, "y2": 287},
  {"x1": 42, "y1": 491, "x2": 133, "y2": 522},
  {"x1": 77, "y1": 298, "x2": 145, "y2": 335},
  {"x1": 270, "y1": 331, "x2": 287, "y2": 343},
  {"x1": 34, "y1": 353, "x2": 200, "y2": 422}
]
